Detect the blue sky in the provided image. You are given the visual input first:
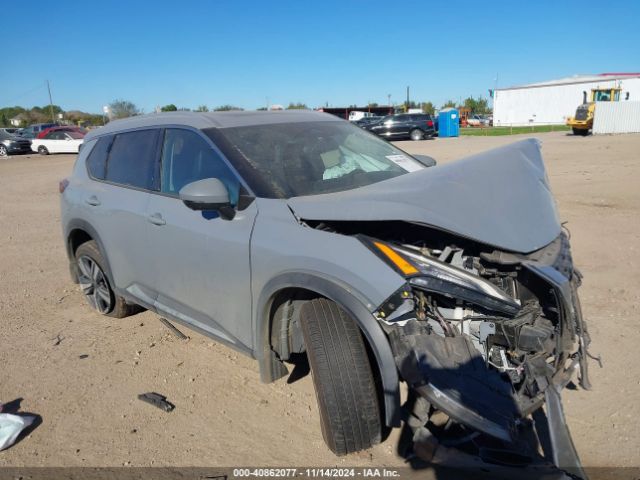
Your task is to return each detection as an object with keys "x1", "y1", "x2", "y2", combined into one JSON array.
[{"x1": 2, "y1": 0, "x2": 639, "y2": 113}]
